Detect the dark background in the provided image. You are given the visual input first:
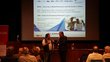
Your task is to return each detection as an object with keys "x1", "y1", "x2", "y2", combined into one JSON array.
[
  {"x1": 0, "y1": 0, "x2": 109, "y2": 44},
  {"x1": 0, "y1": 0, "x2": 21, "y2": 41}
]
